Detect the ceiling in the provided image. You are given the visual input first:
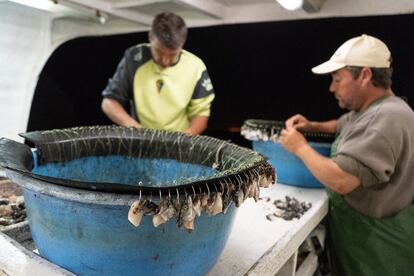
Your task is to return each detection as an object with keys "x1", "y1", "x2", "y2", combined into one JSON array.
[
  {"x1": 7, "y1": 0, "x2": 414, "y2": 28},
  {"x1": 55, "y1": 0, "x2": 277, "y2": 26}
]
